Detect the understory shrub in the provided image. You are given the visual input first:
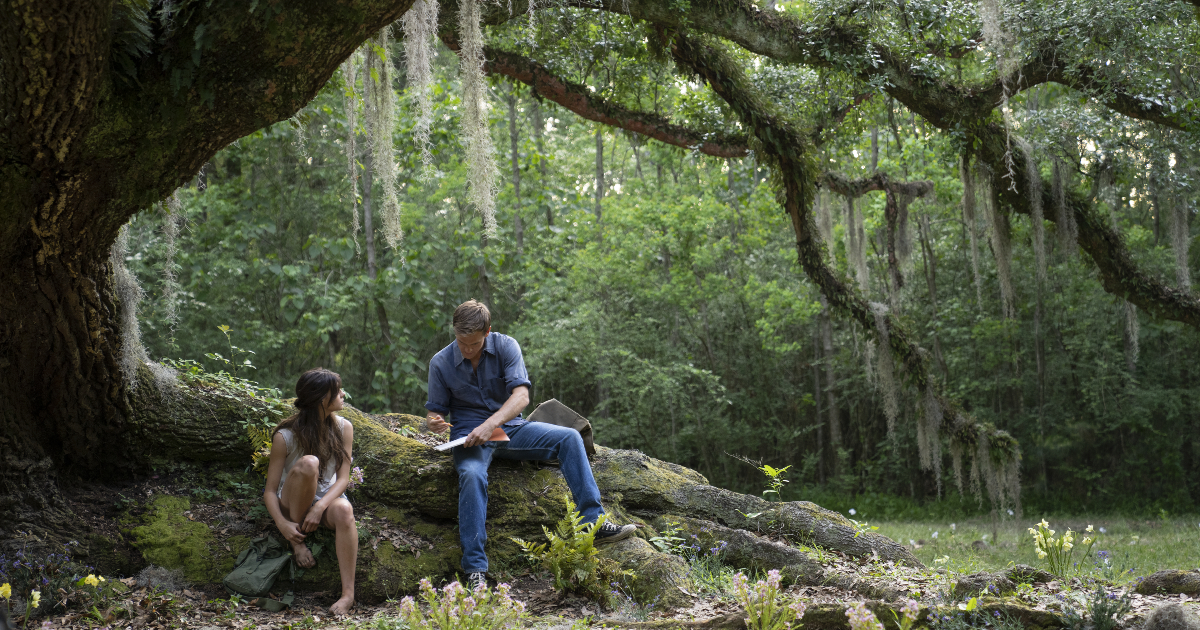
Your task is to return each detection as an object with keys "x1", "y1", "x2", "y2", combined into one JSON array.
[
  {"x1": 399, "y1": 577, "x2": 525, "y2": 630},
  {"x1": 512, "y1": 497, "x2": 630, "y2": 602}
]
